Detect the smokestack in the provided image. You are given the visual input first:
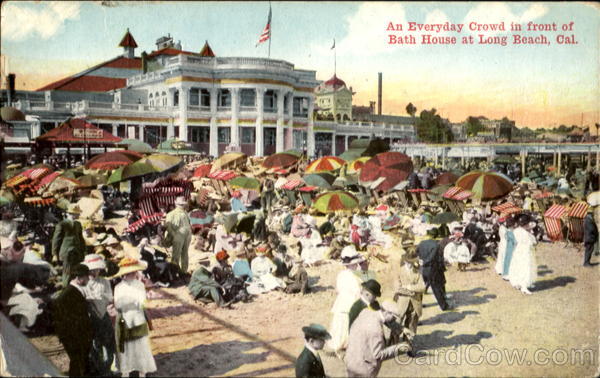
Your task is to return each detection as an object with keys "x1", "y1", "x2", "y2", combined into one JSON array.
[
  {"x1": 377, "y1": 72, "x2": 382, "y2": 115},
  {"x1": 7, "y1": 73, "x2": 16, "y2": 105}
]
